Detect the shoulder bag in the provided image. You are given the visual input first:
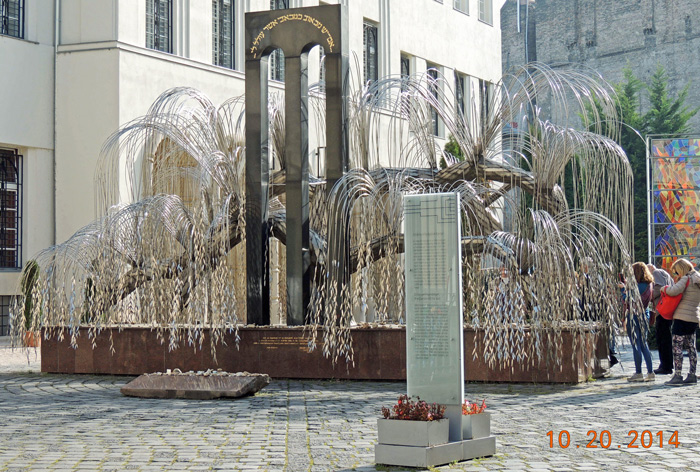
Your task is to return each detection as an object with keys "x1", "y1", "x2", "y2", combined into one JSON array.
[{"x1": 657, "y1": 278, "x2": 690, "y2": 320}]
